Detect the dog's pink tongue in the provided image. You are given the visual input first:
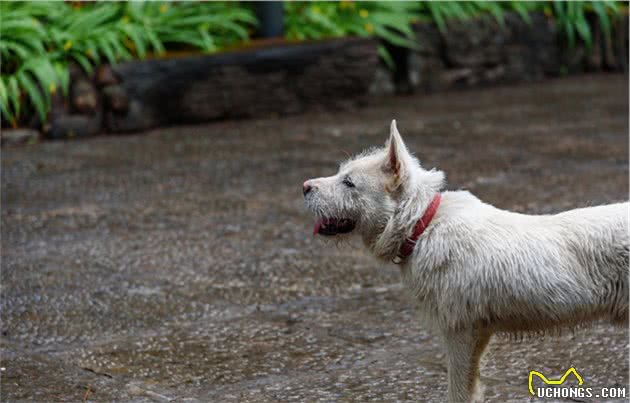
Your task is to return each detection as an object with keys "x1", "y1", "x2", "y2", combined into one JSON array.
[{"x1": 313, "y1": 219, "x2": 323, "y2": 235}]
